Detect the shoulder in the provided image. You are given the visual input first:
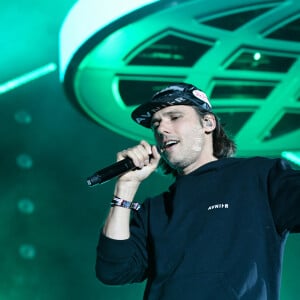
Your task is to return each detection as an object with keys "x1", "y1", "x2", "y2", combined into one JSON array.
[
  {"x1": 240, "y1": 156, "x2": 291, "y2": 169},
  {"x1": 217, "y1": 156, "x2": 290, "y2": 174},
  {"x1": 213, "y1": 156, "x2": 272, "y2": 167}
]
